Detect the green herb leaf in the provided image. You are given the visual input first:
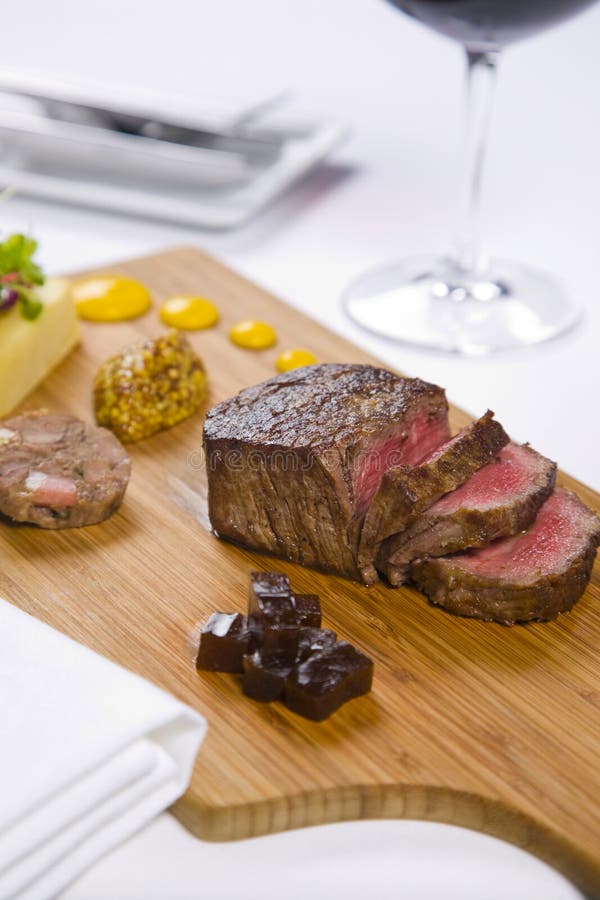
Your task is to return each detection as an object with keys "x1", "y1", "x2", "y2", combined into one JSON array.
[
  {"x1": 19, "y1": 296, "x2": 43, "y2": 320},
  {"x1": 0, "y1": 233, "x2": 46, "y2": 320},
  {"x1": 0, "y1": 233, "x2": 45, "y2": 285}
]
